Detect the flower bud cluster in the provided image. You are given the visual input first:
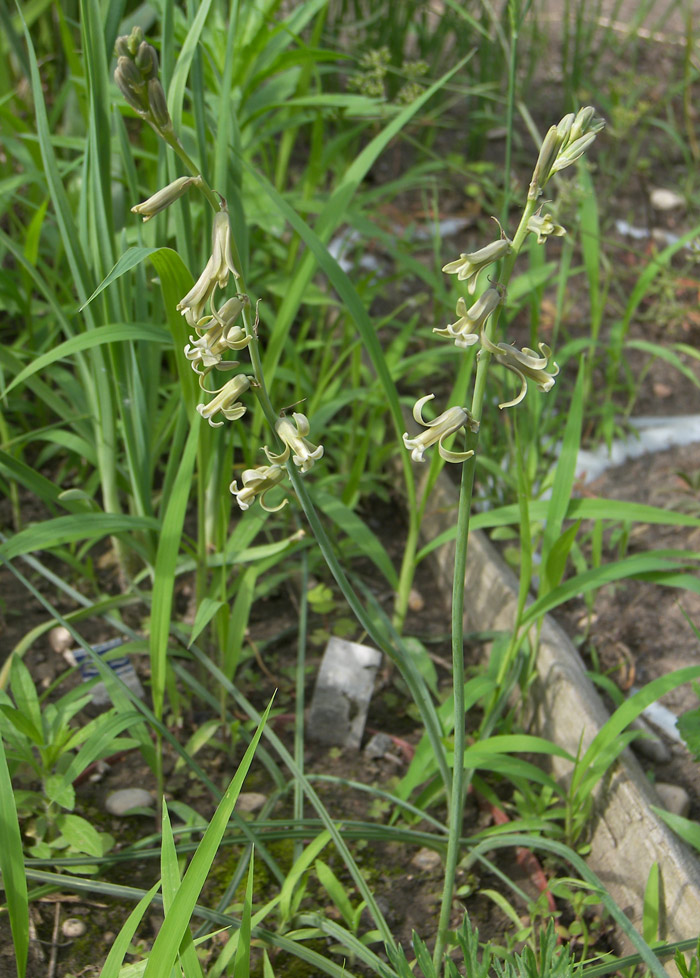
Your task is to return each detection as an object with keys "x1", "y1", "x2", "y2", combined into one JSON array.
[
  {"x1": 114, "y1": 27, "x2": 172, "y2": 133},
  {"x1": 528, "y1": 106, "x2": 604, "y2": 200}
]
